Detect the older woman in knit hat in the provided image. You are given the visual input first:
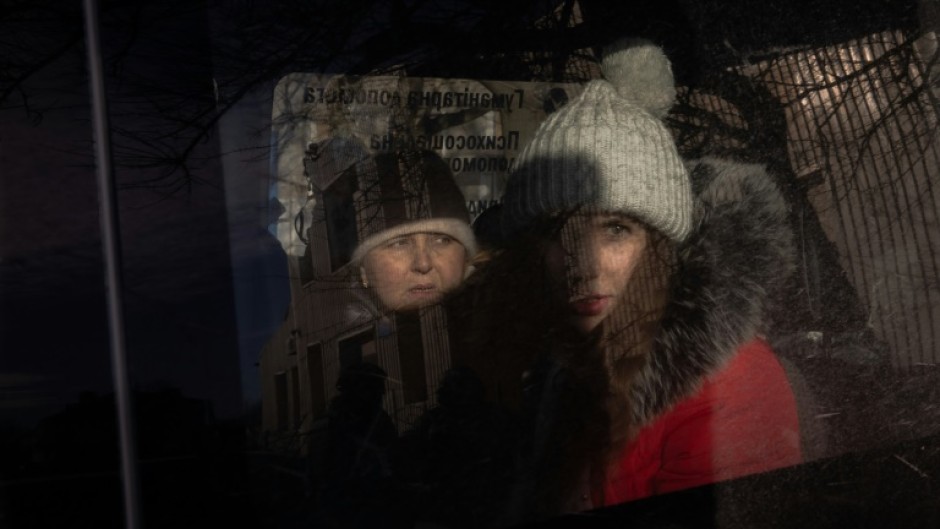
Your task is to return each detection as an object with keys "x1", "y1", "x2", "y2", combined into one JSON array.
[
  {"x1": 350, "y1": 149, "x2": 477, "y2": 313},
  {"x1": 457, "y1": 39, "x2": 804, "y2": 521}
]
